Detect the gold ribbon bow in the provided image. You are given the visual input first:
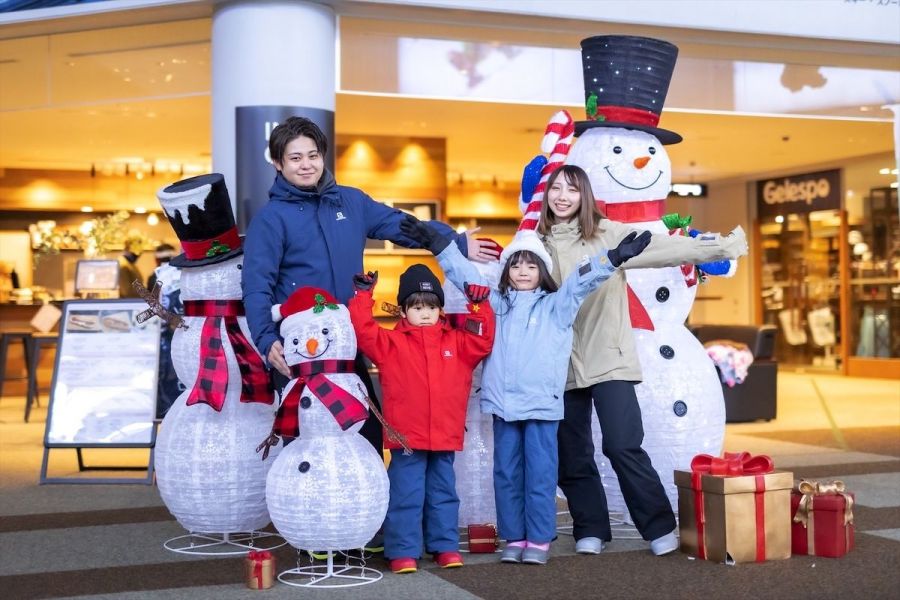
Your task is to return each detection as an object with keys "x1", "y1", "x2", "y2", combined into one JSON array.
[{"x1": 793, "y1": 479, "x2": 854, "y2": 527}]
